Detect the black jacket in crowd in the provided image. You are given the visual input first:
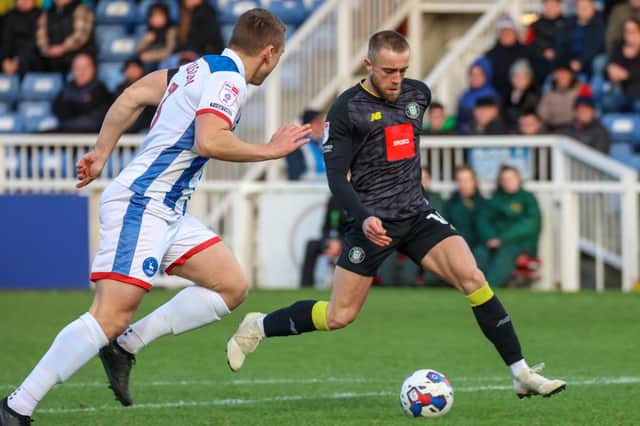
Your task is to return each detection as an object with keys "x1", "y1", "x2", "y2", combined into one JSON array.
[
  {"x1": 53, "y1": 78, "x2": 112, "y2": 133},
  {"x1": 2, "y1": 6, "x2": 41, "y2": 72},
  {"x1": 179, "y1": 2, "x2": 224, "y2": 55}
]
